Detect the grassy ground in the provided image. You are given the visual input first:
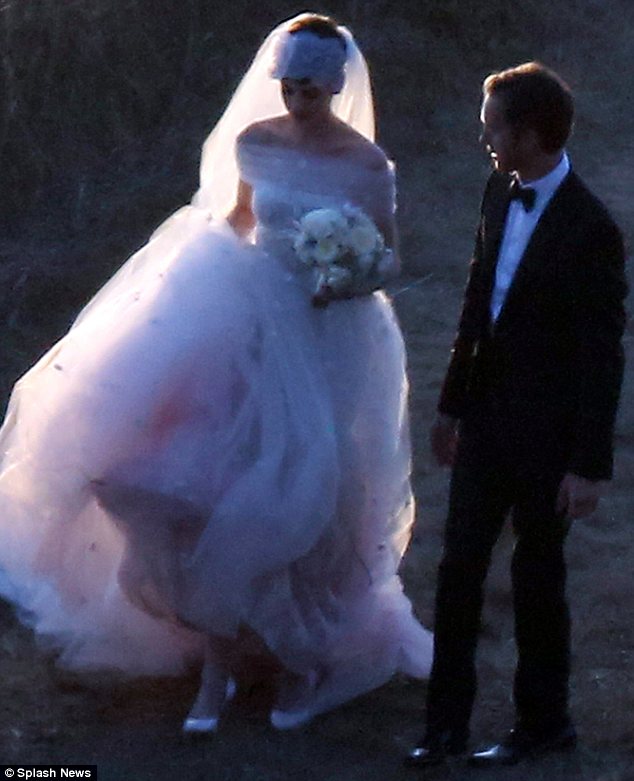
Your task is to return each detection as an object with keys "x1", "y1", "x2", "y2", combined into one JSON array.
[{"x1": 1, "y1": 1, "x2": 633, "y2": 778}]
